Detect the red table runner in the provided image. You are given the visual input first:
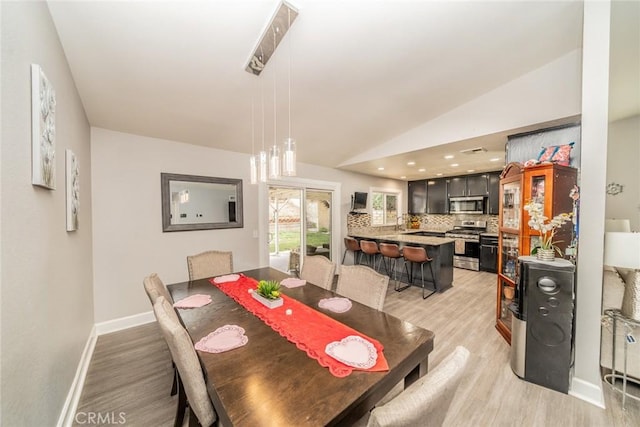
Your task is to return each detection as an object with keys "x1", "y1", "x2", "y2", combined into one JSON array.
[{"x1": 209, "y1": 275, "x2": 389, "y2": 377}]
